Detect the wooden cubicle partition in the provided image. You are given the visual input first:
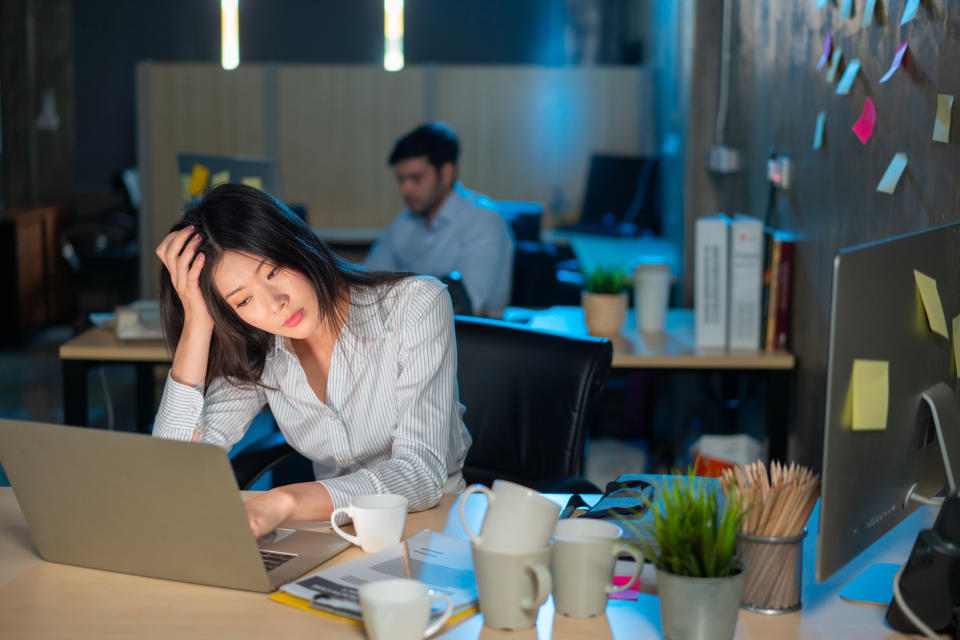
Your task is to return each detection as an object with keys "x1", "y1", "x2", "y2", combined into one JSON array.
[{"x1": 137, "y1": 62, "x2": 652, "y2": 297}]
